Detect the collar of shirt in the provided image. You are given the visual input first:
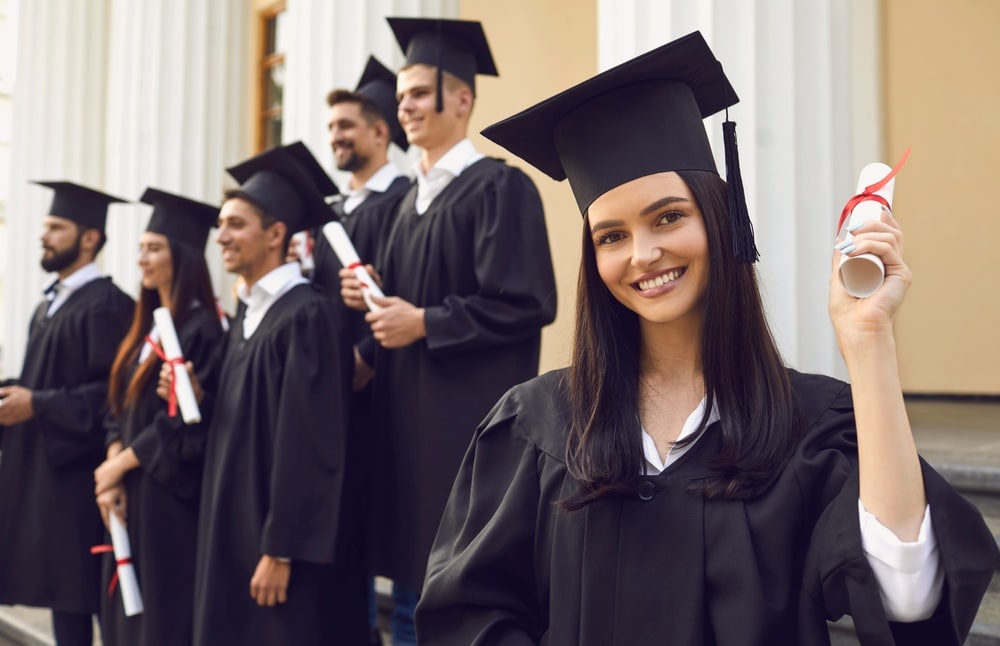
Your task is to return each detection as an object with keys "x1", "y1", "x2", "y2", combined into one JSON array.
[
  {"x1": 641, "y1": 397, "x2": 722, "y2": 475},
  {"x1": 237, "y1": 262, "x2": 308, "y2": 339},
  {"x1": 343, "y1": 160, "x2": 405, "y2": 215},
  {"x1": 414, "y1": 138, "x2": 484, "y2": 215},
  {"x1": 45, "y1": 262, "x2": 102, "y2": 315}
]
